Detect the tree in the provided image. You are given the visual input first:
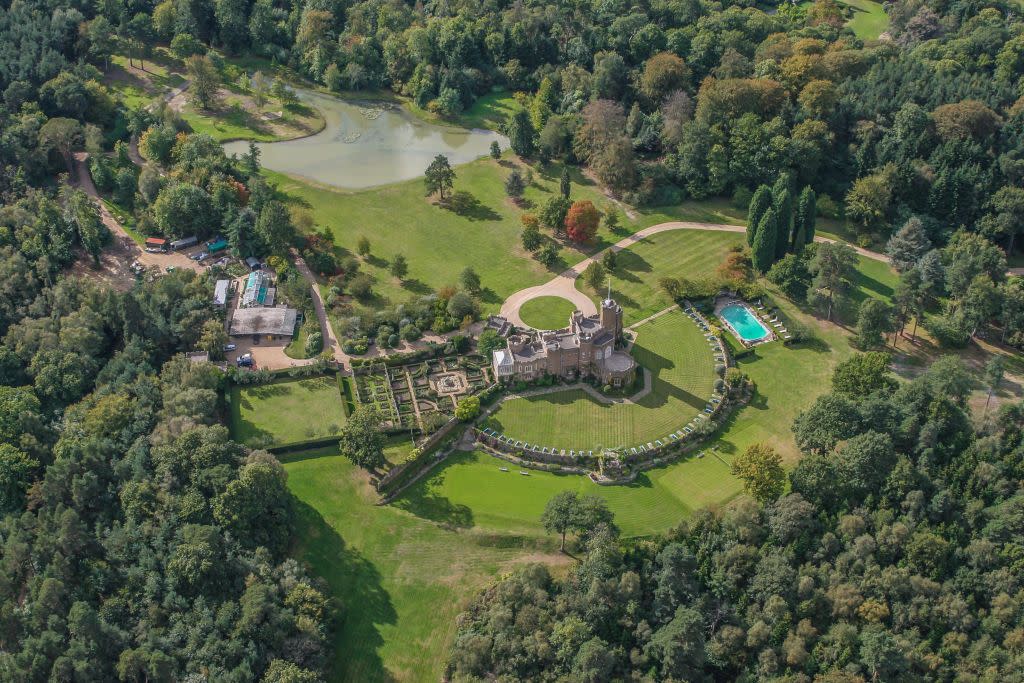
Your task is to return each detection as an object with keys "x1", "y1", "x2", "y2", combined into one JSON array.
[
  {"x1": 455, "y1": 396, "x2": 480, "y2": 421},
  {"x1": 751, "y1": 208, "x2": 777, "y2": 273},
  {"x1": 522, "y1": 222, "x2": 542, "y2": 252},
  {"x1": 424, "y1": 154, "x2": 455, "y2": 200},
  {"x1": 506, "y1": 108, "x2": 535, "y2": 157},
  {"x1": 460, "y1": 267, "x2": 481, "y2": 294},
  {"x1": 390, "y1": 254, "x2": 408, "y2": 280},
  {"x1": 338, "y1": 407, "x2": 386, "y2": 470},
  {"x1": 539, "y1": 196, "x2": 572, "y2": 232},
  {"x1": 604, "y1": 208, "x2": 620, "y2": 232},
  {"x1": 63, "y1": 189, "x2": 110, "y2": 265},
  {"x1": 560, "y1": 167, "x2": 571, "y2": 198},
  {"x1": 0, "y1": 444, "x2": 38, "y2": 513},
  {"x1": 983, "y1": 355, "x2": 1004, "y2": 415},
  {"x1": 489, "y1": 141, "x2": 501, "y2": 160},
  {"x1": 794, "y1": 186, "x2": 816, "y2": 251},
  {"x1": 186, "y1": 55, "x2": 220, "y2": 110},
  {"x1": 584, "y1": 261, "x2": 606, "y2": 292},
  {"x1": 126, "y1": 13, "x2": 156, "y2": 70},
  {"x1": 477, "y1": 329, "x2": 504, "y2": 356},
  {"x1": 504, "y1": 169, "x2": 526, "y2": 200},
  {"x1": 731, "y1": 443, "x2": 785, "y2": 504},
  {"x1": 541, "y1": 491, "x2": 614, "y2": 551},
  {"x1": 639, "y1": 52, "x2": 690, "y2": 104},
  {"x1": 767, "y1": 253, "x2": 811, "y2": 300},
  {"x1": 746, "y1": 185, "x2": 772, "y2": 247},
  {"x1": 832, "y1": 352, "x2": 896, "y2": 397},
  {"x1": 845, "y1": 173, "x2": 891, "y2": 235},
  {"x1": 565, "y1": 200, "x2": 601, "y2": 243},
  {"x1": 542, "y1": 490, "x2": 579, "y2": 551},
  {"x1": 250, "y1": 71, "x2": 270, "y2": 108},
  {"x1": 809, "y1": 242, "x2": 857, "y2": 320},
  {"x1": 39, "y1": 118, "x2": 83, "y2": 173},
  {"x1": 357, "y1": 236, "x2": 371, "y2": 258},
  {"x1": 854, "y1": 299, "x2": 896, "y2": 349},
  {"x1": 886, "y1": 217, "x2": 931, "y2": 272},
  {"x1": 256, "y1": 201, "x2": 295, "y2": 254},
  {"x1": 602, "y1": 250, "x2": 617, "y2": 271},
  {"x1": 893, "y1": 267, "x2": 926, "y2": 340},
  {"x1": 772, "y1": 174, "x2": 793, "y2": 260}
]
